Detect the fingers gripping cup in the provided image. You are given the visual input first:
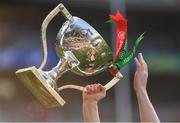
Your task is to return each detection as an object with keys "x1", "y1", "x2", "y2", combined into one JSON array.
[{"x1": 16, "y1": 3, "x2": 123, "y2": 108}]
